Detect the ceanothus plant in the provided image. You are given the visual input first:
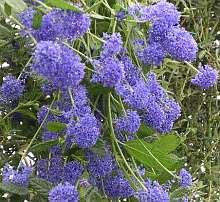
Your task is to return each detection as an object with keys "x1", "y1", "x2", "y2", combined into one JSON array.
[{"x1": 0, "y1": 0, "x2": 218, "y2": 201}]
